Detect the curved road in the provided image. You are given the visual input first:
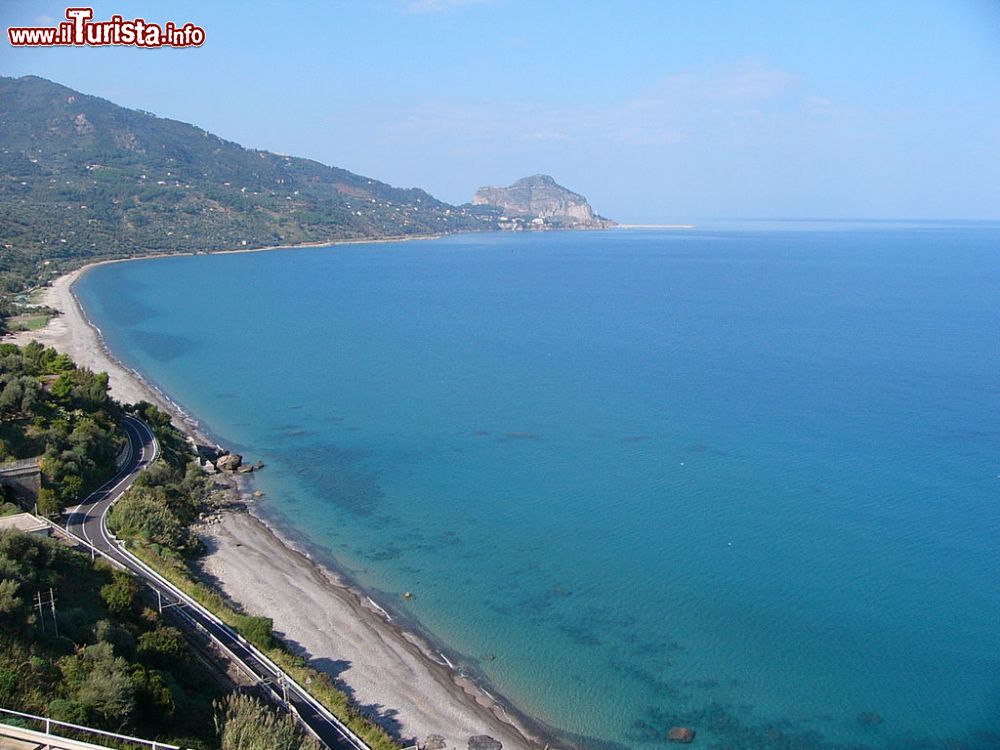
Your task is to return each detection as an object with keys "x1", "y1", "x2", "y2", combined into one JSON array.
[{"x1": 63, "y1": 415, "x2": 370, "y2": 750}]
